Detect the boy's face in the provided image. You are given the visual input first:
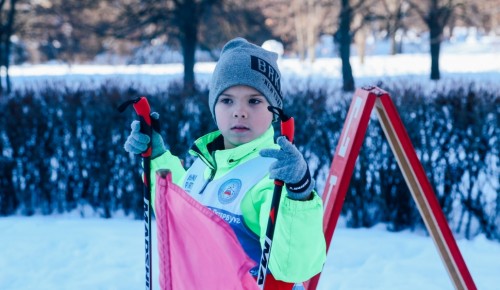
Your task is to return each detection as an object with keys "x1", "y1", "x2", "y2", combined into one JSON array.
[{"x1": 215, "y1": 85, "x2": 273, "y2": 149}]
